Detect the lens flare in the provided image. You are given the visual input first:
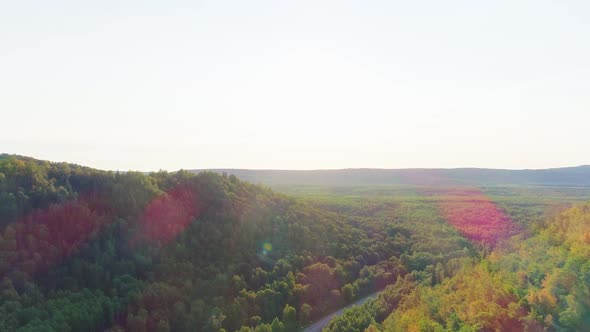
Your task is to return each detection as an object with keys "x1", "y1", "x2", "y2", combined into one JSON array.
[
  {"x1": 262, "y1": 242, "x2": 272, "y2": 254},
  {"x1": 133, "y1": 186, "x2": 200, "y2": 246}
]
